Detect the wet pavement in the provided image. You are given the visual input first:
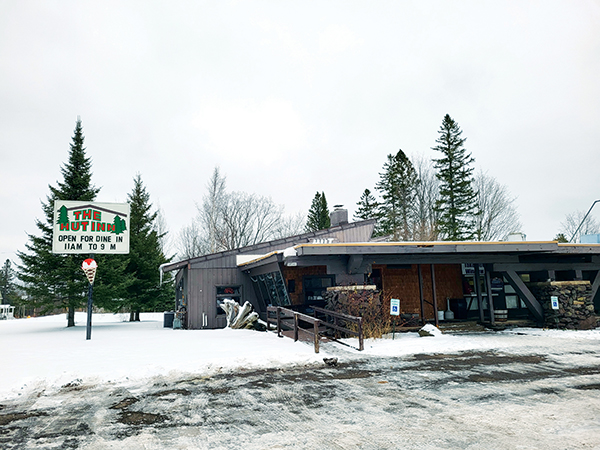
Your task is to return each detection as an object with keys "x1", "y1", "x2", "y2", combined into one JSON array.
[{"x1": 2, "y1": 342, "x2": 600, "y2": 449}]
